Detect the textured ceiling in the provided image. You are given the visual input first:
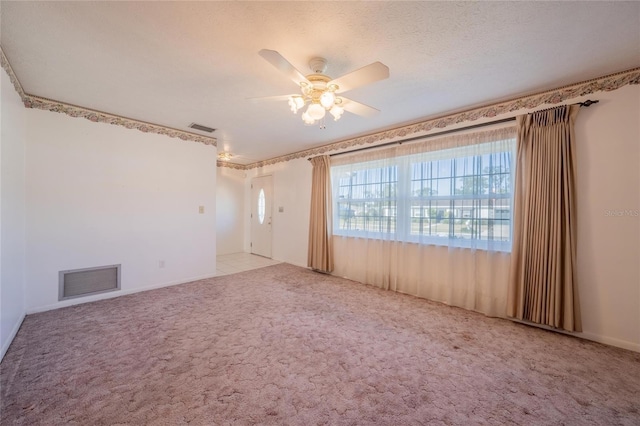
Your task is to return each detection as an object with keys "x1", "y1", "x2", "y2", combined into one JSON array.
[{"x1": 1, "y1": 1, "x2": 639, "y2": 164}]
